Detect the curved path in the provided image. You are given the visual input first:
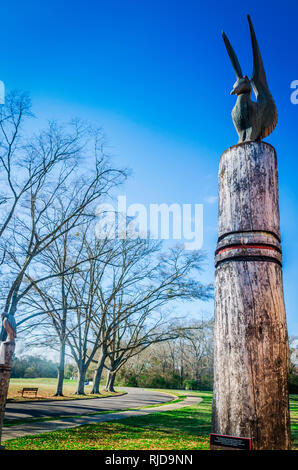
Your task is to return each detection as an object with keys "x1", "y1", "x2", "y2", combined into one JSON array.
[
  {"x1": 4, "y1": 387, "x2": 174, "y2": 421},
  {"x1": 2, "y1": 391, "x2": 202, "y2": 442}
]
